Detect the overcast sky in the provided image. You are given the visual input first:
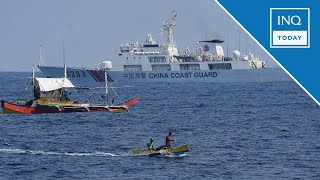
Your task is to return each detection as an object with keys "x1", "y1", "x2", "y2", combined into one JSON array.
[{"x1": 0, "y1": 0, "x2": 277, "y2": 72}]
